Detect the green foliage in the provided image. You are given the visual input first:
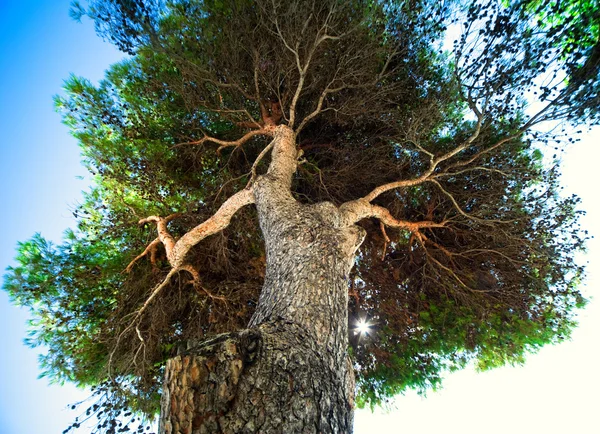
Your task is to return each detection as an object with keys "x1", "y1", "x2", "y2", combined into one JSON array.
[
  {"x1": 351, "y1": 136, "x2": 587, "y2": 406},
  {"x1": 4, "y1": 231, "x2": 123, "y2": 385}
]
